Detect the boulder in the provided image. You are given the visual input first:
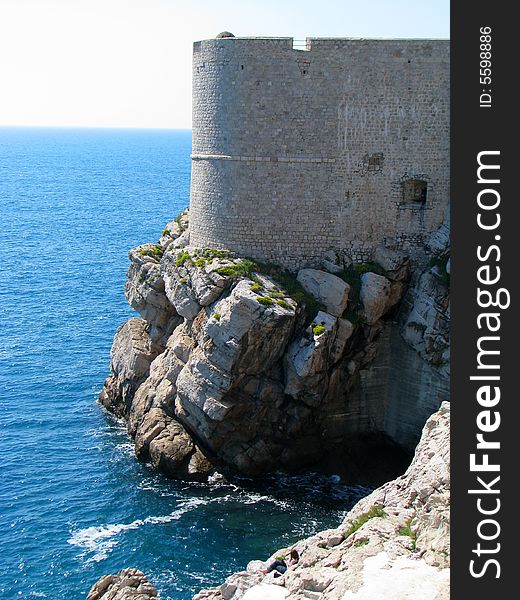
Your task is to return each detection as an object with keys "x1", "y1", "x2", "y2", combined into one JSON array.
[
  {"x1": 86, "y1": 568, "x2": 158, "y2": 600},
  {"x1": 359, "y1": 272, "x2": 392, "y2": 324},
  {"x1": 134, "y1": 407, "x2": 213, "y2": 480},
  {"x1": 373, "y1": 246, "x2": 409, "y2": 282},
  {"x1": 297, "y1": 269, "x2": 350, "y2": 317}
]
